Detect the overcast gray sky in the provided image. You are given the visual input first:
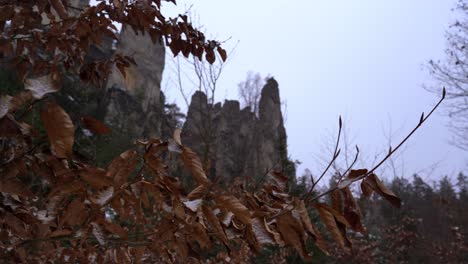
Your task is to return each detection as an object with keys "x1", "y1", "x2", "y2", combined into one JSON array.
[{"x1": 162, "y1": 1, "x2": 467, "y2": 182}]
